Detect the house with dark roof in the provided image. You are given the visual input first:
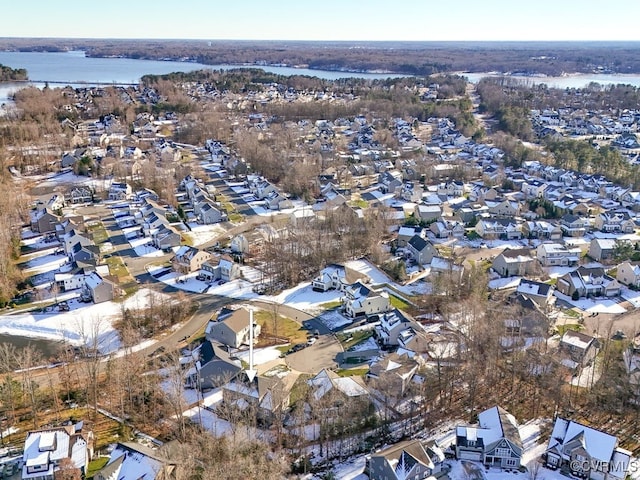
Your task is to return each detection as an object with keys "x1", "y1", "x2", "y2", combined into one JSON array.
[
  {"x1": 455, "y1": 406, "x2": 523, "y2": 468},
  {"x1": 185, "y1": 340, "x2": 242, "y2": 390},
  {"x1": 406, "y1": 235, "x2": 437, "y2": 265},
  {"x1": 544, "y1": 417, "x2": 632, "y2": 480},
  {"x1": 368, "y1": 439, "x2": 446, "y2": 480},
  {"x1": 343, "y1": 281, "x2": 391, "y2": 318},
  {"x1": 171, "y1": 246, "x2": 211, "y2": 274},
  {"x1": 516, "y1": 279, "x2": 554, "y2": 307},
  {"x1": 561, "y1": 214, "x2": 589, "y2": 237},
  {"x1": 556, "y1": 266, "x2": 621, "y2": 299}
]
